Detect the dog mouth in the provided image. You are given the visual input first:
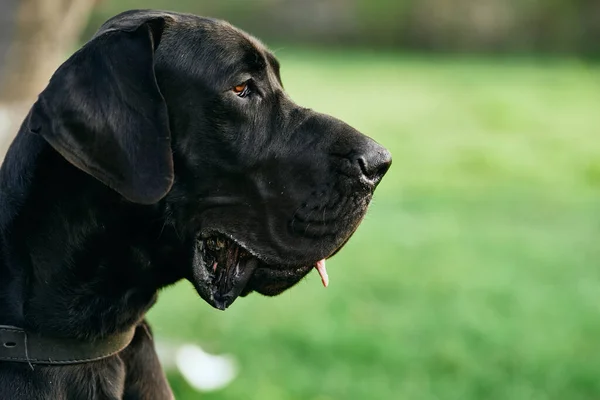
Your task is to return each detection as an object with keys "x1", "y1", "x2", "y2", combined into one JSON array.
[{"x1": 191, "y1": 233, "x2": 329, "y2": 310}]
